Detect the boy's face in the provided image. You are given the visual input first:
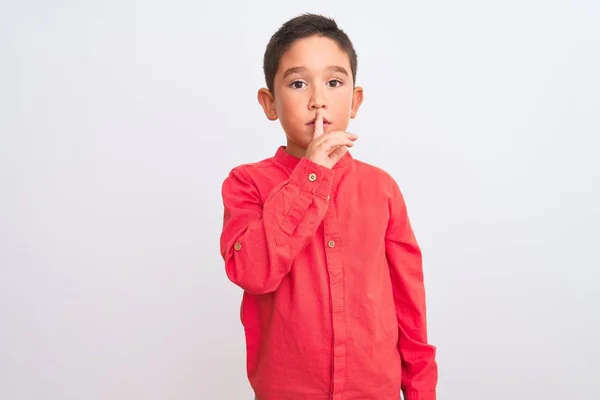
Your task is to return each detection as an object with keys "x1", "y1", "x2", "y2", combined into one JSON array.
[{"x1": 258, "y1": 35, "x2": 363, "y2": 156}]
